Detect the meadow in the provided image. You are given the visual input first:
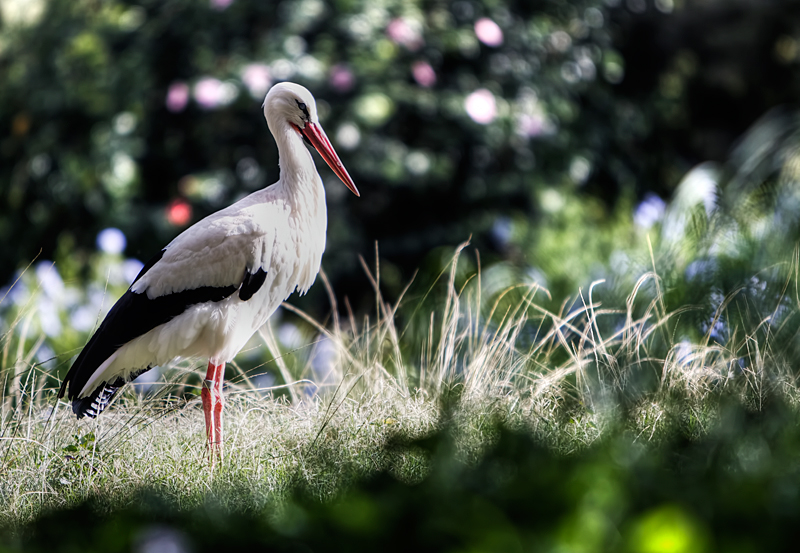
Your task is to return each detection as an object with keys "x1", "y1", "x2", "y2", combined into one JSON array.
[
  {"x1": 4, "y1": 186, "x2": 800, "y2": 550},
  {"x1": 3, "y1": 1, "x2": 800, "y2": 550}
]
